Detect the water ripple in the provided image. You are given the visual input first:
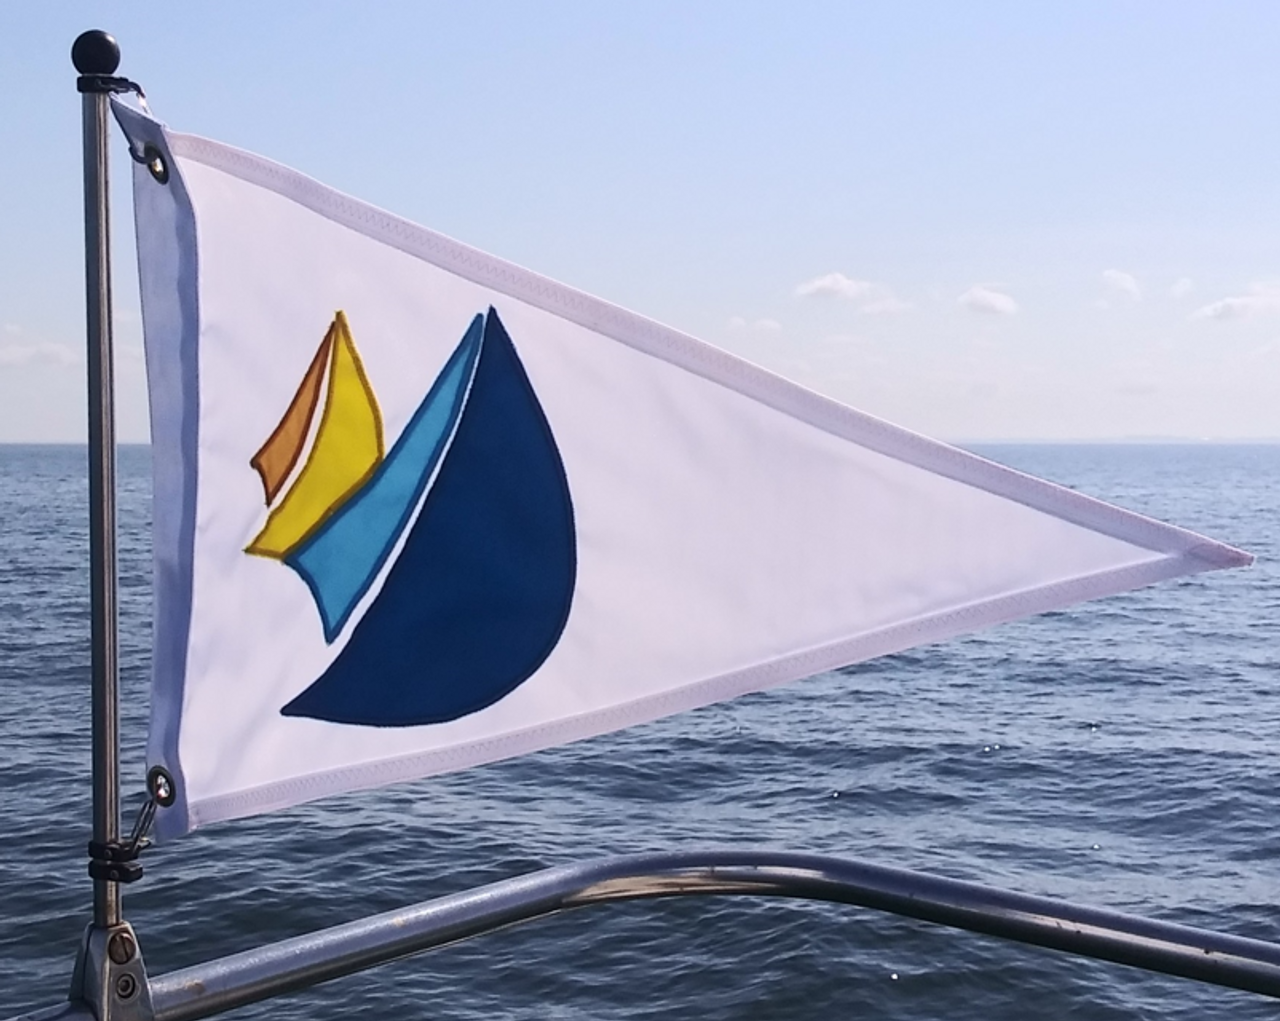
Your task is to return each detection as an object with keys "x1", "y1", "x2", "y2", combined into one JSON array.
[{"x1": 2, "y1": 444, "x2": 1278, "y2": 1019}]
